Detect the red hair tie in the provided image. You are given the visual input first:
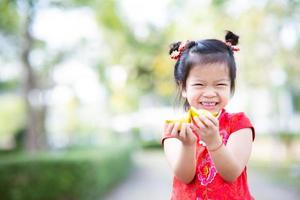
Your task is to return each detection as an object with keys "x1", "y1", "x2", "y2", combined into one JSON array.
[
  {"x1": 170, "y1": 40, "x2": 189, "y2": 60},
  {"x1": 225, "y1": 42, "x2": 240, "y2": 52}
]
